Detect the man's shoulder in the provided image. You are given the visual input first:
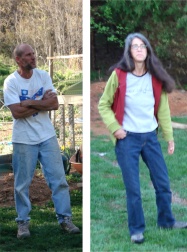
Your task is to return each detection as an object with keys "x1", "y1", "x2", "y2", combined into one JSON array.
[
  {"x1": 34, "y1": 68, "x2": 49, "y2": 75},
  {"x1": 33, "y1": 68, "x2": 50, "y2": 80},
  {"x1": 4, "y1": 71, "x2": 17, "y2": 83}
]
